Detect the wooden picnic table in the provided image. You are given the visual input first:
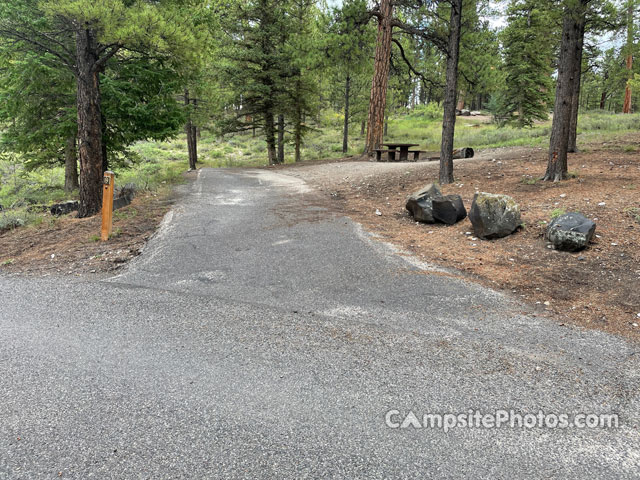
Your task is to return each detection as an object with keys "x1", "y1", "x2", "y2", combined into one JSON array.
[{"x1": 382, "y1": 143, "x2": 419, "y2": 162}]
